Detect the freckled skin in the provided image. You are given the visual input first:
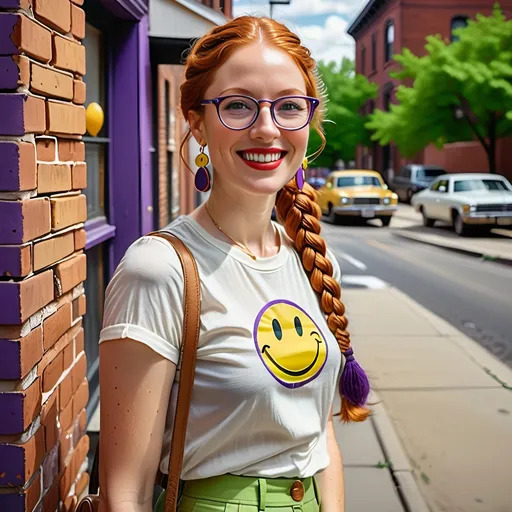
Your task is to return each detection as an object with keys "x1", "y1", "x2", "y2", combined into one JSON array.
[{"x1": 254, "y1": 301, "x2": 328, "y2": 388}]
